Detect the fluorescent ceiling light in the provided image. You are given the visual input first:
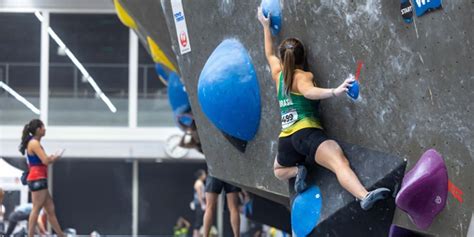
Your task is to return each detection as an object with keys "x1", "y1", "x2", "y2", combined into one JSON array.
[
  {"x1": 0, "y1": 81, "x2": 40, "y2": 115},
  {"x1": 34, "y1": 11, "x2": 117, "y2": 113}
]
